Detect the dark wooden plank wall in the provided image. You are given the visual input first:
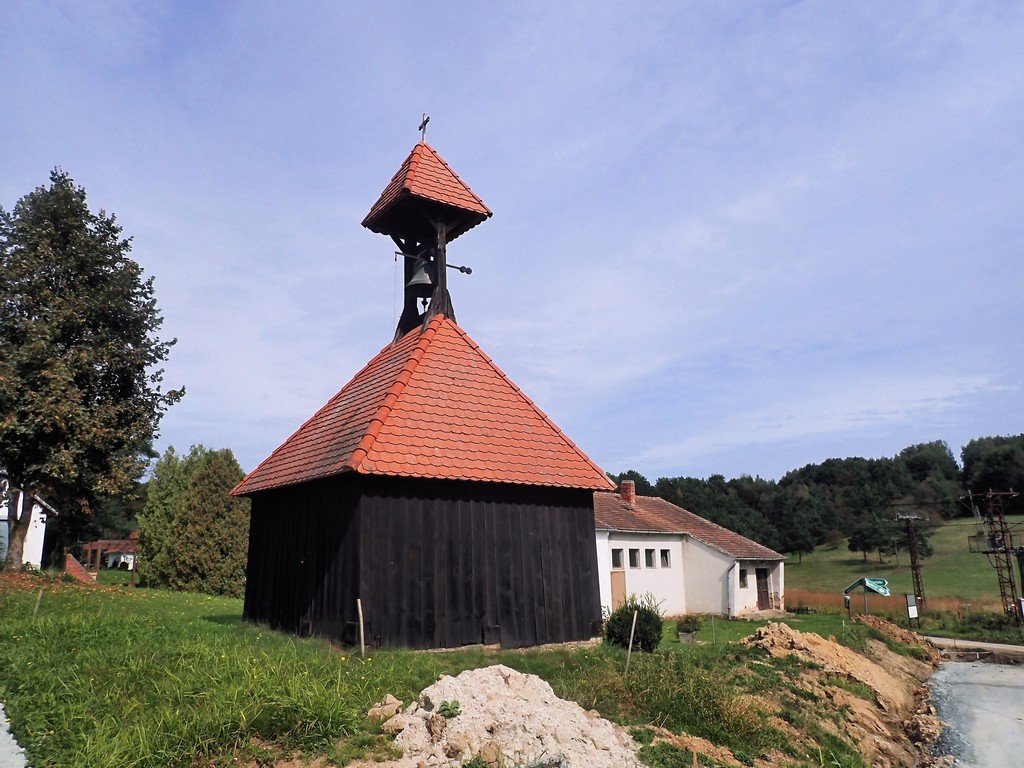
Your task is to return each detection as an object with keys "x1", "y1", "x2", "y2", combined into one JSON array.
[
  {"x1": 243, "y1": 476, "x2": 361, "y2": 642},
  {"x1": 357, "y1": 476, "x2": 601, "y2": 649}
]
